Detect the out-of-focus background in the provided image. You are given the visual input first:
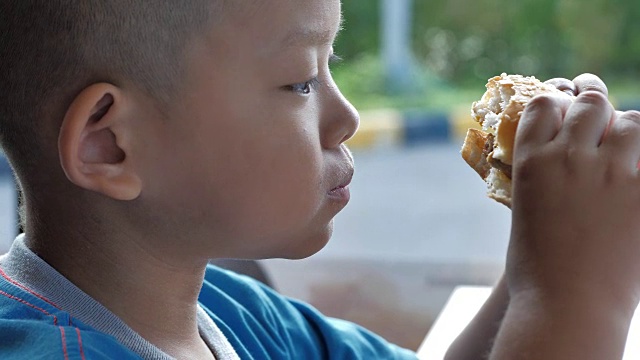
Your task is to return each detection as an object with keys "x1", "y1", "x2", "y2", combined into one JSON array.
[{"x1": 1, "y1": 0, "x2": 639, "y2": 352}]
